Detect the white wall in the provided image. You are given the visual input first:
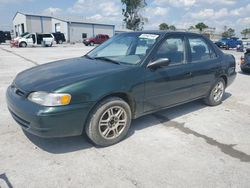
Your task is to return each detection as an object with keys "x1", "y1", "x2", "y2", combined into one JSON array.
[
  {"x1": 26, "y1": 16, "x2": 42, "y2": 33},
  {"x1": 69, "y1": 23, "x2": 114, "y2": 42},
  {"x1": 13, "y1": 13, "x2": 27, "y2": 36},
  {"x1": 51, "y1": 18, "x2": 68, "y2": 41},
  {"x1": 26, "y1": 16, "x2": 52, "y2": 33},
  {"x1": 69, "y1": 23, "x2": 93, "y2": 42},
  {"x1": 42, "y1": 17, "x2": 52, "y2": 33},
  {"x1": 94, "y1": 25, "x2": 114, "y2": 37}
]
